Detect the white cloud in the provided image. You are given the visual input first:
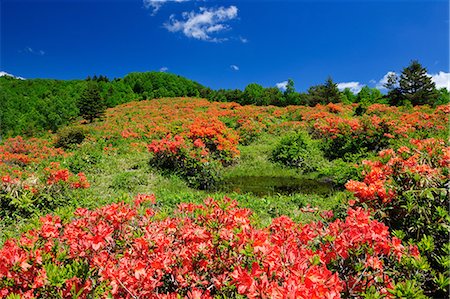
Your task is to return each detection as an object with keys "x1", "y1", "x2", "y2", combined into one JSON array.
[
  {"x1": 159, "y1": 66, "x2": 169, "y2": 72},
  {"x1": 0, "y1": 71, "x2": 25, "y2": 80},
  {"x1": 239, "y1": 36, "x2": 248, "y2": 43},
  {"x1": 276, "y1": 81, "x2": 288, "y2": 91},
  {"x1": 429, "y1": 71, "x2": 450, "y2": 90},
  {"x1": 164, "y1": 6, "x2": 238, "y2": 42},
  {"x1": 230, "y1": 64, "x2": 239, "y2": 71},
  {"x1": 376, "y1": 71, "x2": 398, "y2": 89},
  {"x1": 21, "y1": 47, "x2": 45, "y2": 56},
  {"x1": 337, "y1": 81, "x2": 364, "y2": 94},
  {"x1": 143, "y1": 0, "x2": 190, "y2": 15}
]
